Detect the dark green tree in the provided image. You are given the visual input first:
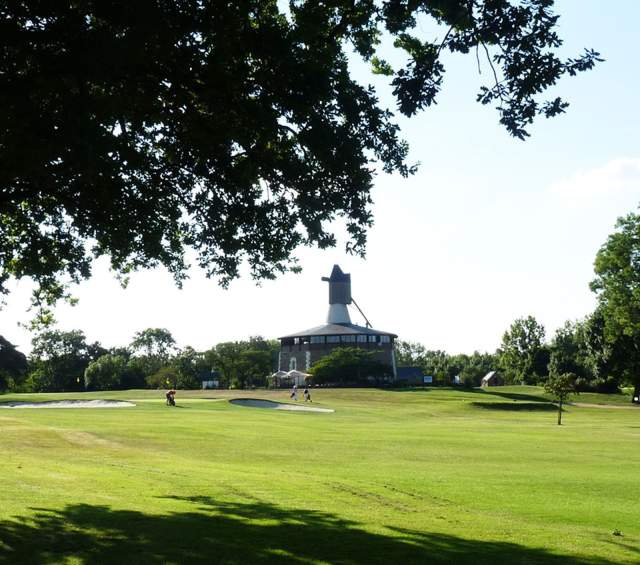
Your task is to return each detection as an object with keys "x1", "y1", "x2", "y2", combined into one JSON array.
[
  {"x1": 458, "y1": 351, "x2": 497, "y2": 388},
  {"x1": 130, "y1": 328, "x2": 176, "y2": 360},
  {"x1": 394, "y1": 340, "x2": 428, "y2": 367},
  {"x1": 498, "y1": 315, "x2": 547, "y2": 384},
  {"x1": 420, "y1": 350, "x2": 450, "y2": 385},
  {"x1": 146, "y1": 366, "x2": 180, "y2": 389},
  {"x1": 84, "y1": 353, "x2": 128, "y2": 391},
  {"x1": 205, "y1": 337, "x2": 278, "y2": 388},
  {"x1": 548, "y1": 318, "x2": 618, "y2": 393},
  {"x1": 171, "y1": 346, "x2": 208, "y2": 389},
  {"x1": 549, "y1": 321, "x2": 586, "y2": 377},
  {"x1": 0, "y1": 335, "x2": 28, "y2": 391},
  {"x1": 591, "y1": 211, "x2": 640, "y2": 401},
  {"x1": 309, "y1": 347, "x2": 392, "y2": 385},
  {"x1": 0, "y1": 1, "x2": 600, "y2": 304},
  {"x1": 206, "y1": 342, "x2": 245, "y2": 389},
  {"x1": 129, "y1": 328, "x2": 177, "y2": 381},
  {"x1": 28, "y1": 329, "x2": 104, "y2": 391}
]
